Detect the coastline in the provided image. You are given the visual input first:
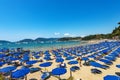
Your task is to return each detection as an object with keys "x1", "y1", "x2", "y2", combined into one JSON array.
[
  {"x1": 0, "y1": 39, "x2": 120, "y2": 80},
  {"x1": 29, "y1": 39, "x2": 110, "y2": 52}
]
